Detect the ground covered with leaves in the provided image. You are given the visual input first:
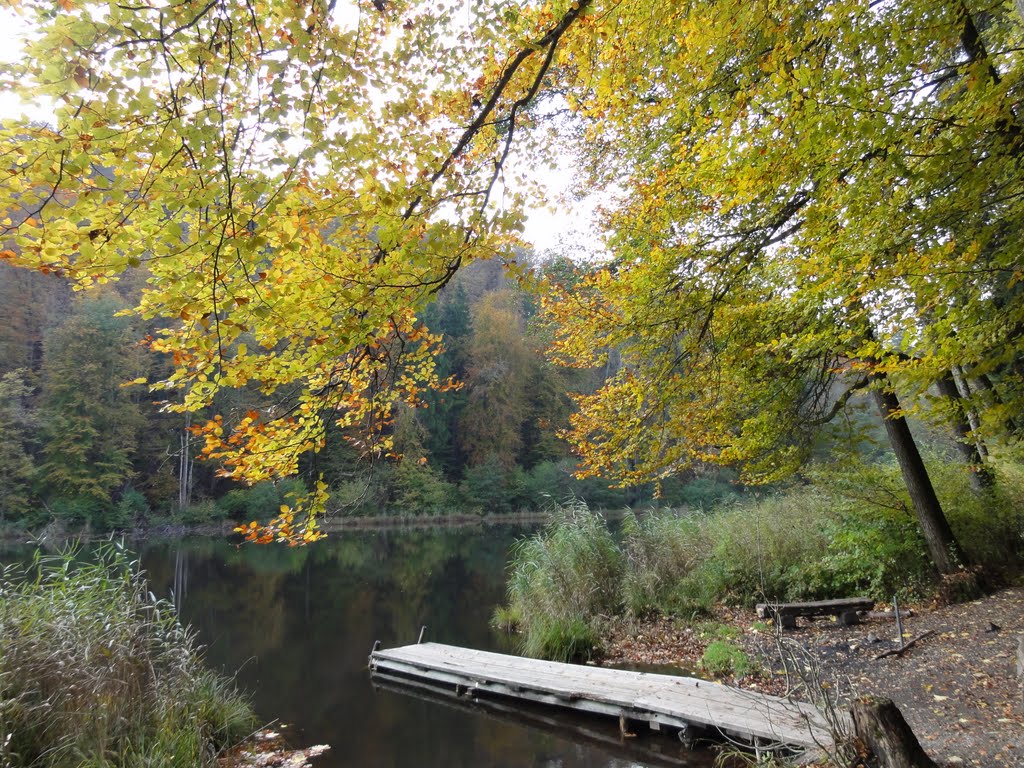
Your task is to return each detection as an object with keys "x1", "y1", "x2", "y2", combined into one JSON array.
[
  {"x1": 218, "y1": 728, "x2": 329, "y2": 768},
  {"x1": 604, "y1": 588, "x2": 1024, "y2": 767}
]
